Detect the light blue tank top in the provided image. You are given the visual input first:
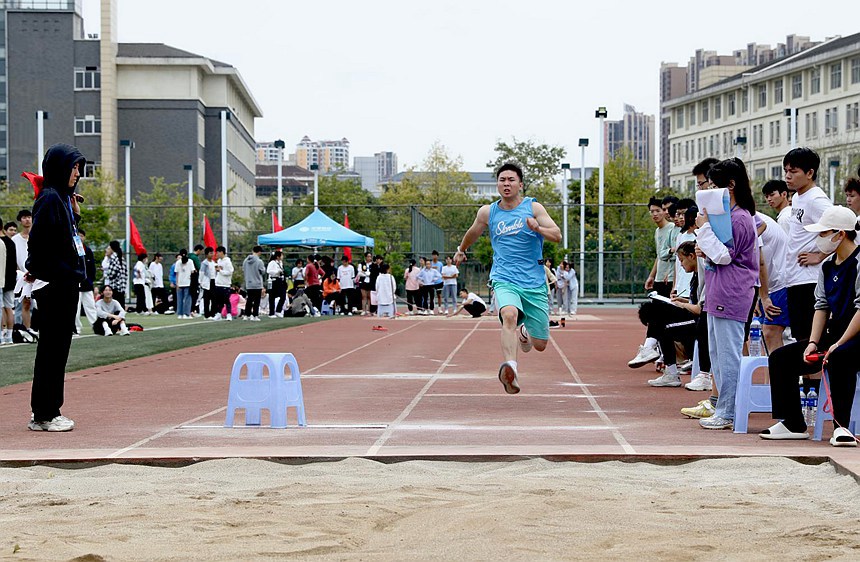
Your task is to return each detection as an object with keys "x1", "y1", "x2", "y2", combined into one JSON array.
[{"x1": 489, "y1": 197, "x2": 545, "y2": 288}]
